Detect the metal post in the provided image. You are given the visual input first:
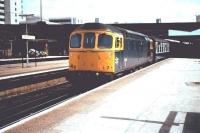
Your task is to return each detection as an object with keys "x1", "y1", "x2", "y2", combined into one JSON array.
[
  {"x1": 19, "y1": 14, "x2": 34, "y2": 65},
  {"x1": 40, "y1": 0, "x2": 42, "y2": 21},
  {"x1": 26, "y1": 40, "x2": 29, "y2": 64},
  {"x1": 9, "y1": 40, "x2": 13, "y2": 57},
  {"x1": 25, "y1": 22, "x2": 28, "y2": 34},
  {"x1": 22, "y1": 56, "x2": 24, "y2": 68},
  {"x1": 10, "y1": 41, "x2": 12, "y2": 55},
  {"x1": 25, "y1": 19, "x2": 29, "y2": 64},
  {"x1": 35, "y1": 49, "x2": 37, "y2": 67}
]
